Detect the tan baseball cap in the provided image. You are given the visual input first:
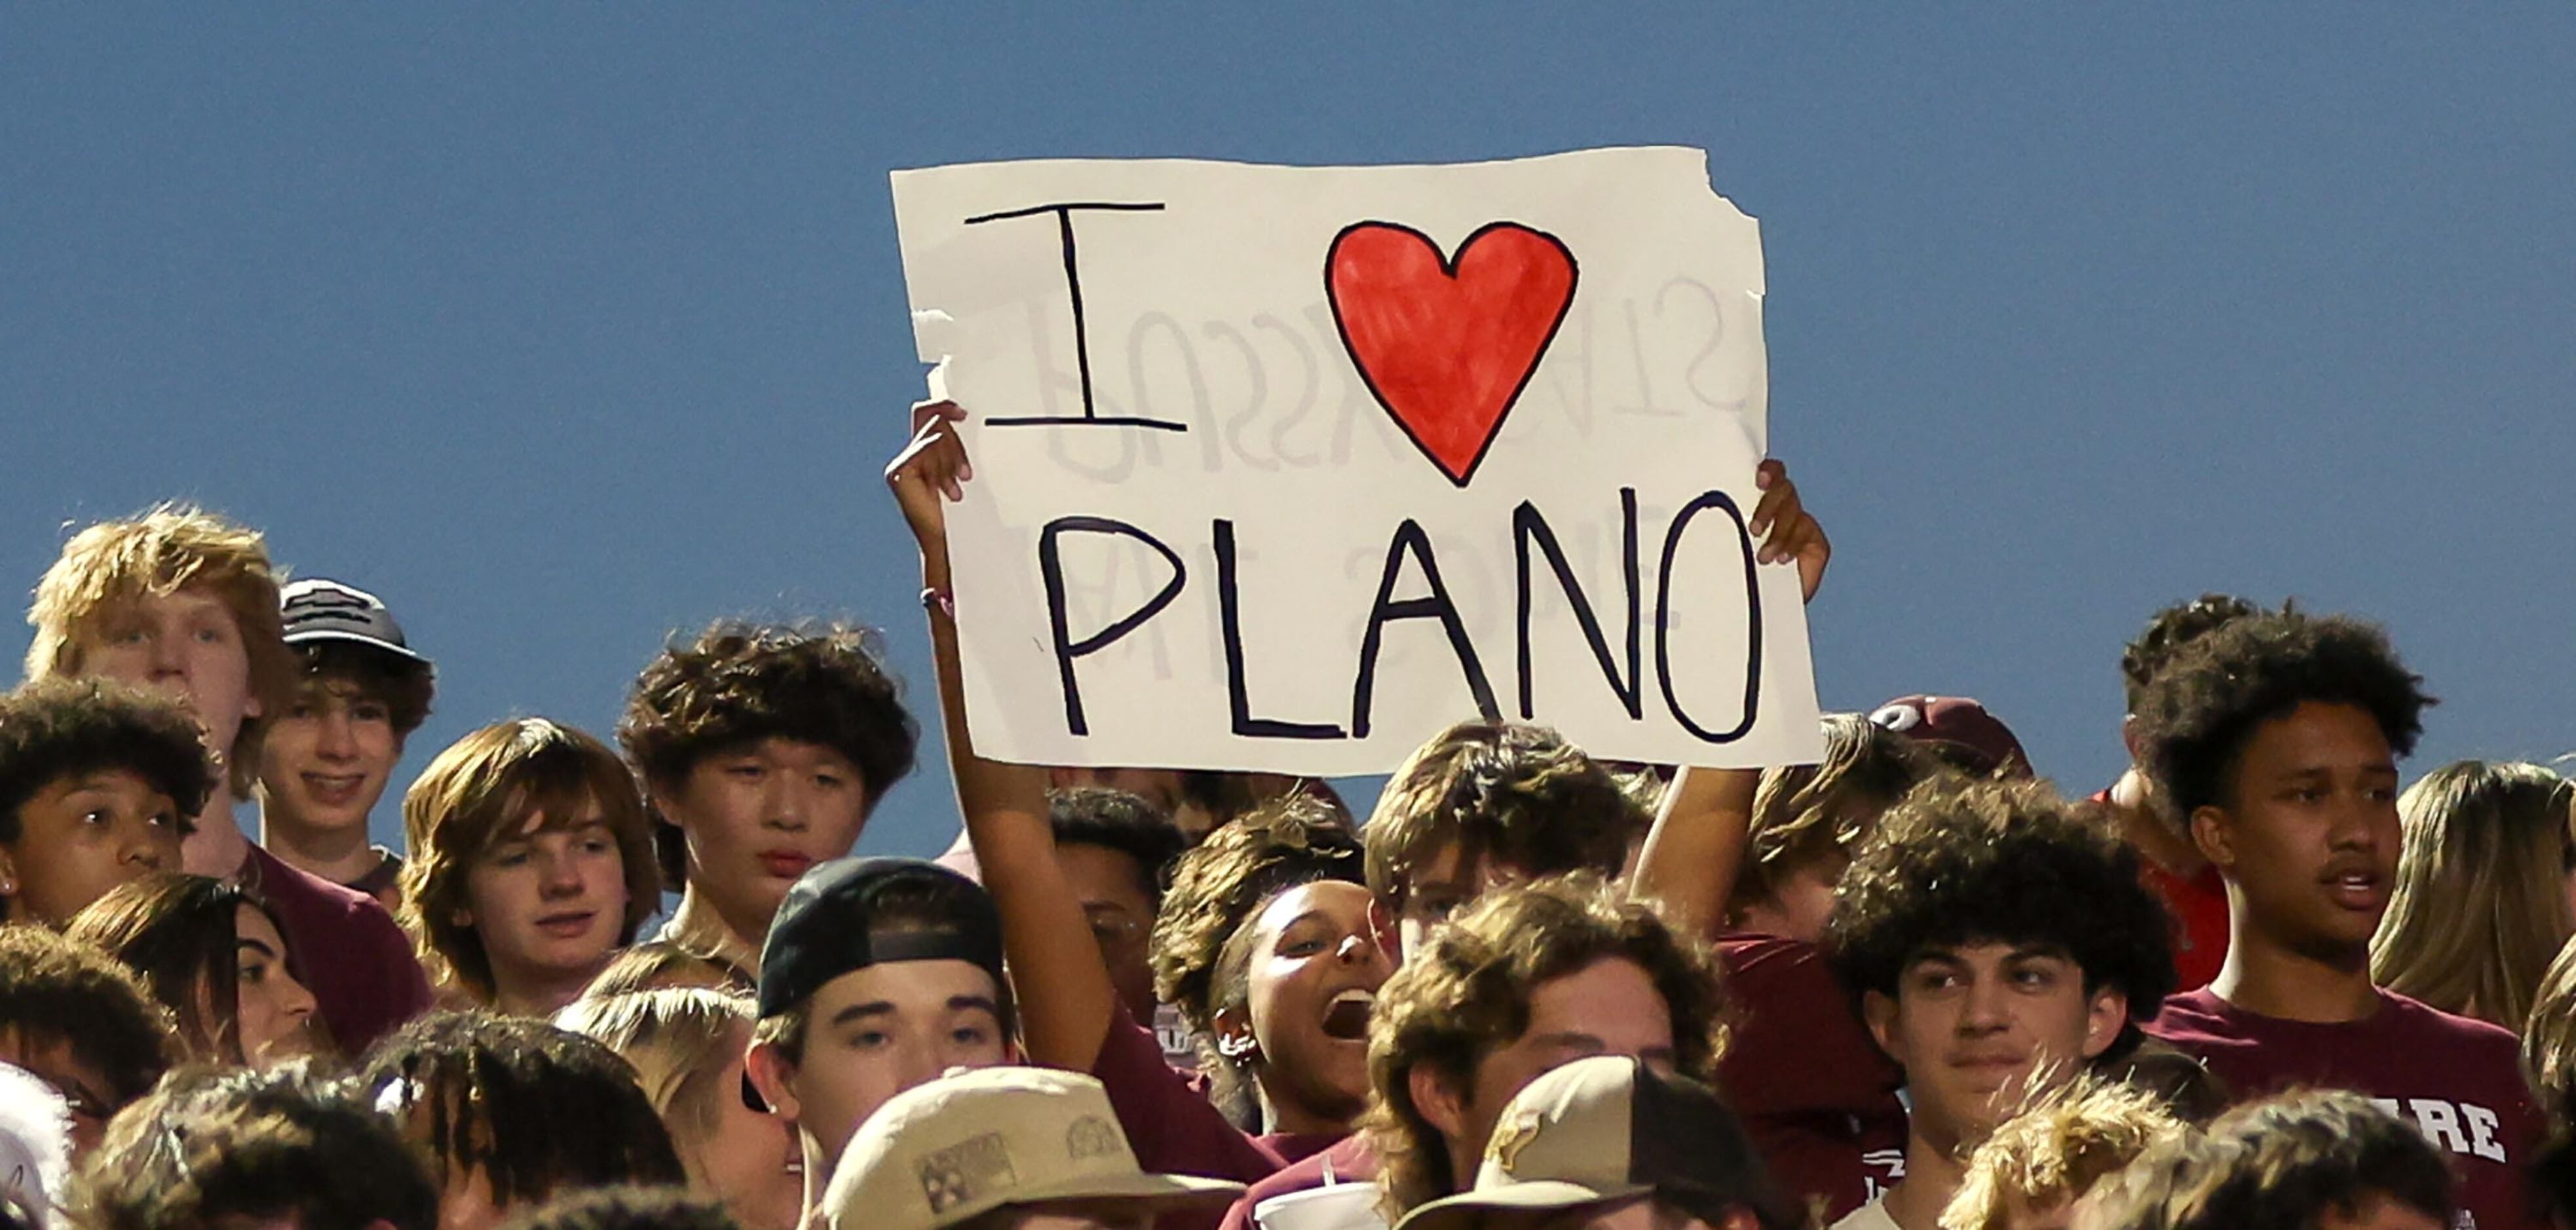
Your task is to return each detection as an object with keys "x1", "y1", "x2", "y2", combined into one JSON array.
[
  {"x1": 824, "y1": 1066, "x2": 1243, "y2": 1230},
  {"x1": 1392, "y1": 1056, "x2": 1794, "y2": 1230}
]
